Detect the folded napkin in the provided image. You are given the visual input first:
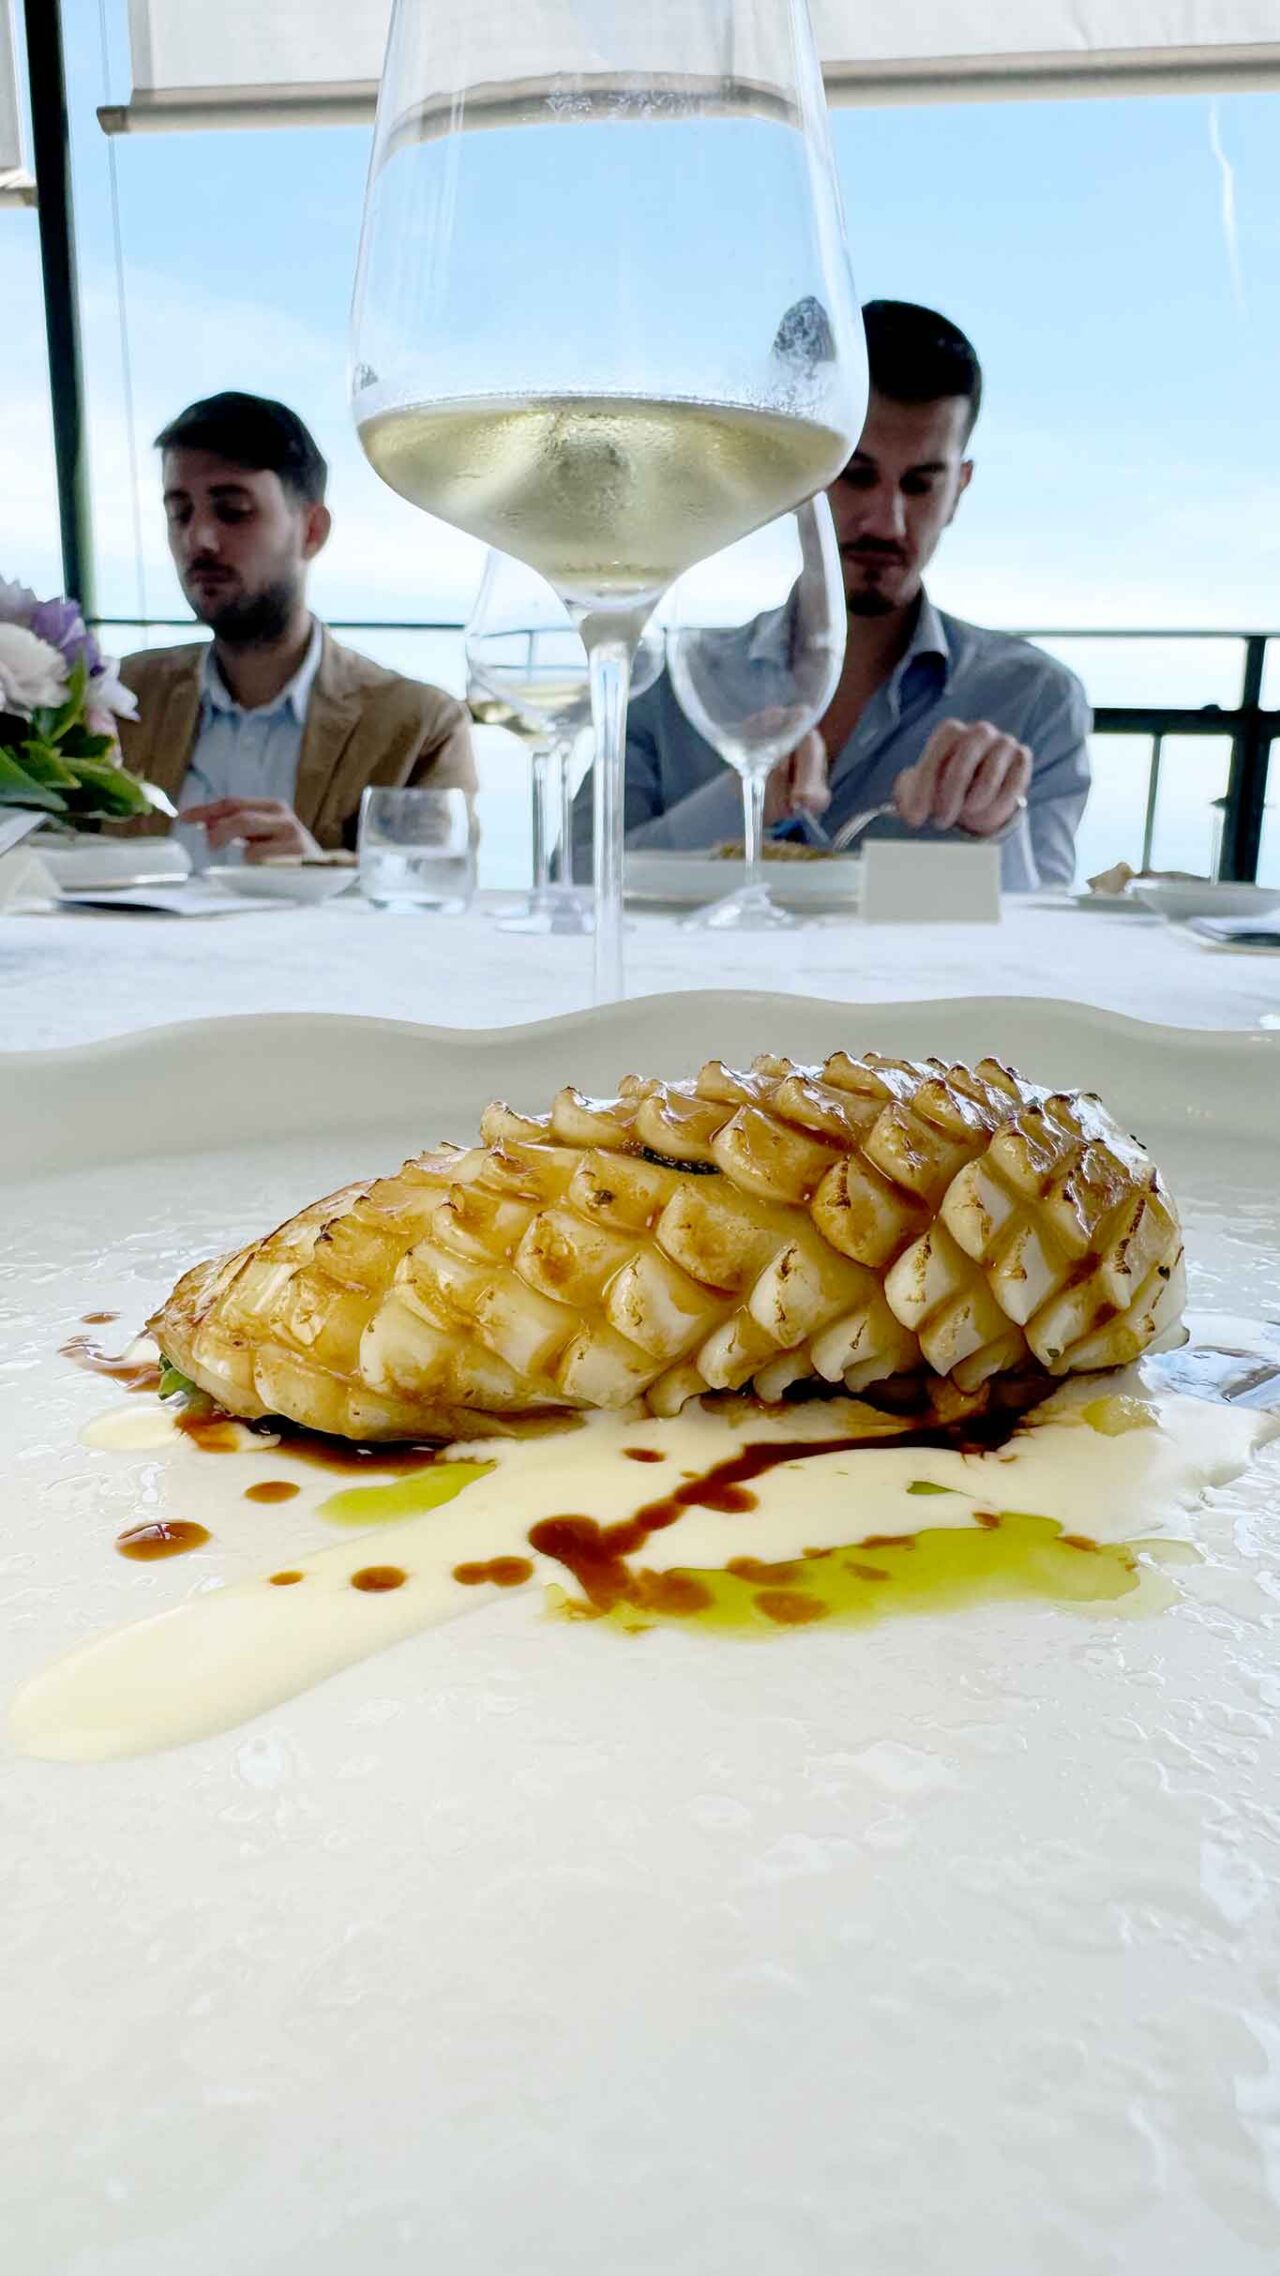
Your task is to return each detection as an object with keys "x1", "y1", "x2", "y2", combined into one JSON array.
[{"x1": 1188, "y1": 916, "x2": 1280, "y2": 952}]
